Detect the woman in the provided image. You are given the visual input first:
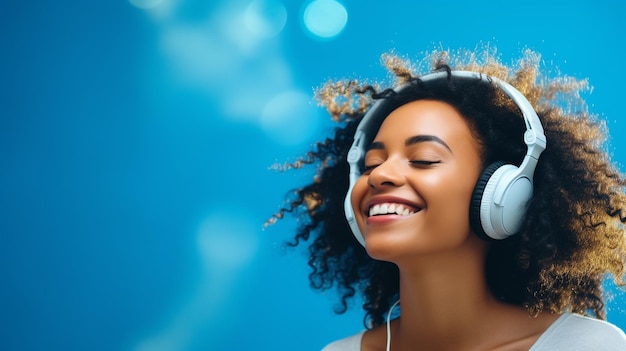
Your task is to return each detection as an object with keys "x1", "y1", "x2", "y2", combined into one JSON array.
[{"x1": 270, "y1": 49, "x2": 626, "y2": 350}]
